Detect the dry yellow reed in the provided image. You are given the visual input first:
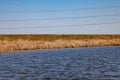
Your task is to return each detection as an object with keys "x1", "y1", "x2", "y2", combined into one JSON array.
[{"x1": 0, "y1": 38, "x2": 120, "y2": 53}]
